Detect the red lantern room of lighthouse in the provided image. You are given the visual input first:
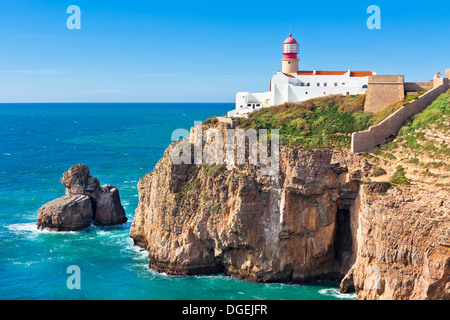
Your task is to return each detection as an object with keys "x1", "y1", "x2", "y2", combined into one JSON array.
[{"x1": 281, "y1": 33, "x2": 299, "y2": 74}]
